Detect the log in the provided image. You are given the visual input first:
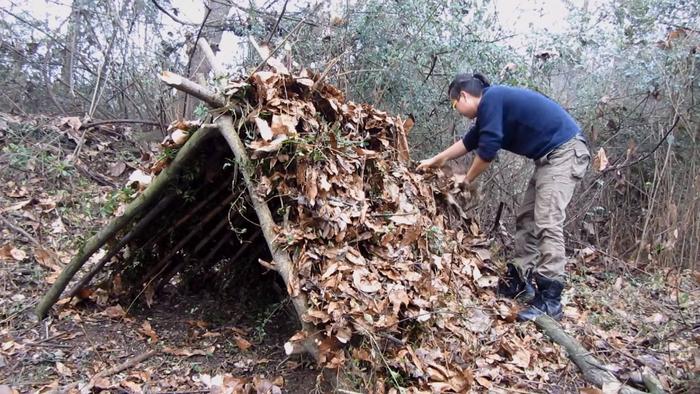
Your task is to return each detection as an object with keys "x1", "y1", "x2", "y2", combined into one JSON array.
[
  {"x1": 641, "y1": 367, "x2": 666, "y2": 394},
  {"x1": 35, "y1": 125, "x2": 217, "y2": 319},
  {"x1": 534, "y1": 315, "x2": 647, "y2": 394}
]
